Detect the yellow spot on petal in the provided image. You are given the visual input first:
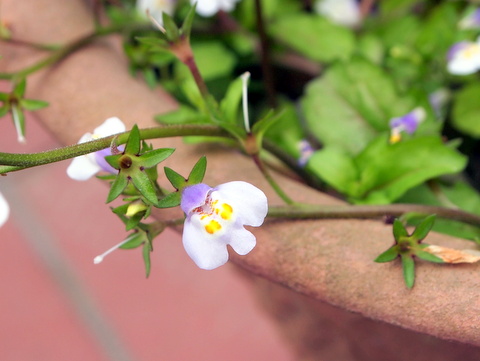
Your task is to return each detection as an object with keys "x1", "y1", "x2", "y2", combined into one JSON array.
[
  {"x1": 205, "y1": 220, "x2": 222, "y2": 234},
  {"x1": 219, "y1": 203, "x2": 233, "y2": 220},
  {"x1": 389, "y1": 130, "x2": 402, "y2": 144}
]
